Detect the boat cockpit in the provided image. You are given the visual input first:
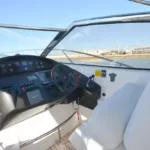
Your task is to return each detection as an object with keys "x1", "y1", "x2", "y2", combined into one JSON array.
[
  {"x1": 1, "y1": 12, "x2": 150, "y2": 150},
  {"x1": 0, "y1": 55, "x2": 100, "y2": 129}
]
